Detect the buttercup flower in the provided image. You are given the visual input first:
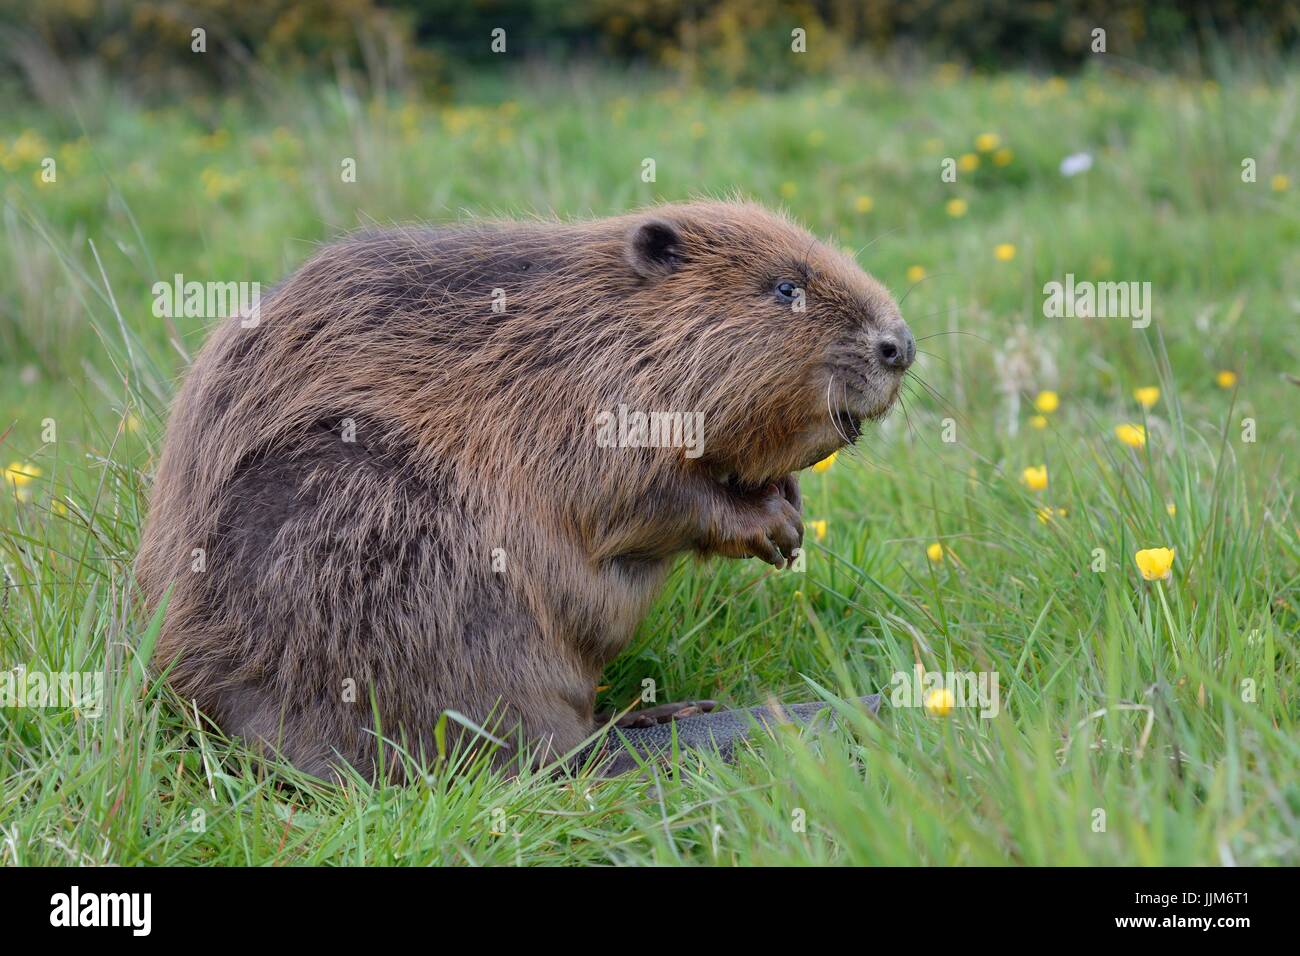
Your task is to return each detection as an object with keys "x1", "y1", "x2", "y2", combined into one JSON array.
[
  {"x1": 1133, "y1": 386, "x2": 1160, "y2": 408},
  {"x1": 3, "y1": 462, "x2": 41, "y2": 502},
  {"x1": 925, "y1": 688, "x2": 955, "y2": 717},
  {"x1": 1134, "y1": 547, "x2": 1175, "y2": 581},
  {"x1": 811, "y1": 451, "x2": 837, "y2": 473},
  {"x1": 854, "y1": 194, "x2": 874, "y2": 213},
  {"x1": 1271, "y1": 174, "x2": 1289, "y2": 192},
  {"x1": 906, "y1": 265, "x2": 926, "y2": 283},
  {"x1": 974, "y1": 132, "x2": 1000, "y2": 152},
  {"x1": 4, "y1": 461, "x2": 40, "y2": 487},
  {"x1": 810, "y1": 519, "x2": 828, "y2": 541},
  {"x1": 994, "y1": 243, "x2": 1016, "y2": 261},
  {"x1": 993, "y1": 147, "x2": 1014, "y2": 166},
  {"x1": 1216, "y1": 370, "x2": 1238, "y2": 389},
  {"x1": 1021, "y1": 465, "x2": 1048, "y2": 491},
  {"x1": 1115, "y1": 423, "x2": 1146, "y2": 448},
  {"x1": 1166, "y1": 503, "x2": 1177, "y2": 516},
  {"x1": 957, "y1": 153, "x2": 979, "y2": 172},
  {"x1": 1029, "y1": 415, "x2": 1048, "y2": 429},
  {"x1": 926, "y1": 542, "x2": 944, "y2": 562},
  {"x1": 945, "y1": 198, "x2": 968, "y2": 217},
  {"x1": 1033, "y1": 391, "x2": 1059, "y2": 413}
]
